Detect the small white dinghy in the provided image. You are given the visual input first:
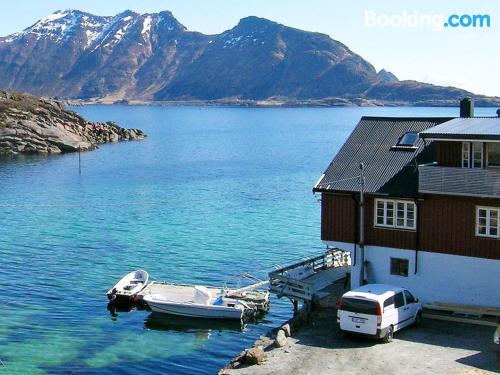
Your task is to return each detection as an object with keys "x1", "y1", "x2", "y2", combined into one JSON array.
[
  {"x1": 143, "y1": 285, "x2": 252, "y2": 320},
  {"x1": 107, "y1": 270, "x2": 149, "y2": 302}
]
